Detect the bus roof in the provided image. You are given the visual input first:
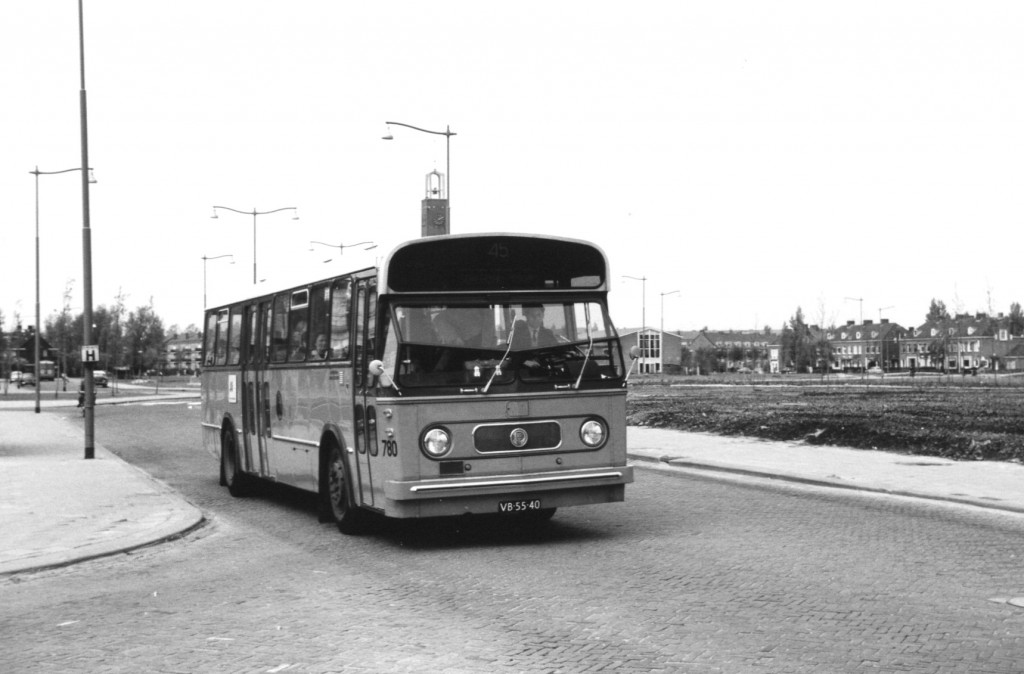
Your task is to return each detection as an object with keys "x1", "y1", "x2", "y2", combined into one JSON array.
[{"x1": 380, "y1": 232, "x2": 610, "y2": 295}]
